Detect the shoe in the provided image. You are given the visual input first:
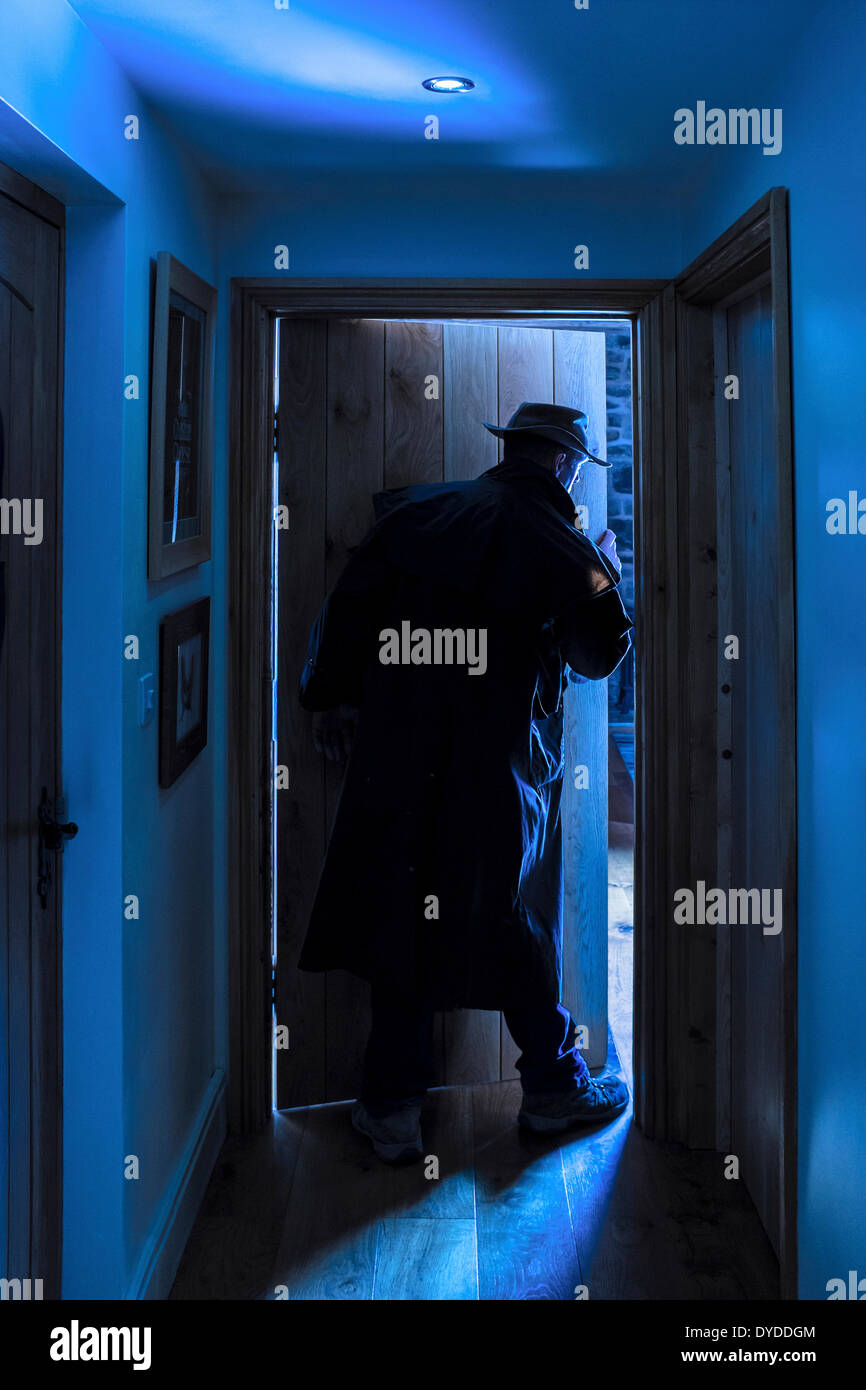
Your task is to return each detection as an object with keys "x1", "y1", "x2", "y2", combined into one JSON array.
[
  {"x1": 351, "y1": 1101, "x2": 424, "y2": 1164},
  {"x1": 518, "y1": 1074, "x2": 630, "y2": 1134}
]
